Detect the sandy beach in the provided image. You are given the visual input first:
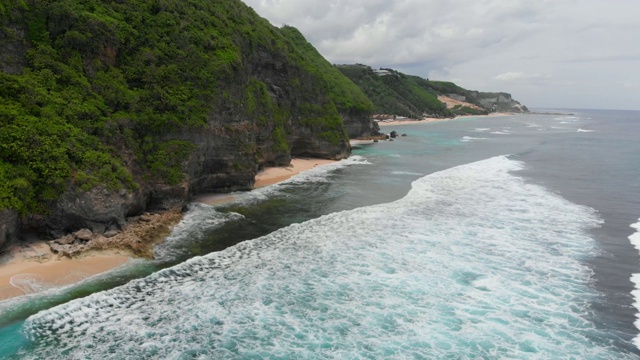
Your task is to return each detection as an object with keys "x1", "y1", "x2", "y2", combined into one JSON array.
[
  {"x1": 0, "y1": 158, "x2": 338, "y2": 301},
  {"x1": 0, "y1": 208, "x2": 184, "y2": 301},
  {"x1": 254, "y1": 158, "x2": 336, "y2": 188},
  {"x1": 195, "y1": 158, "x2": 337, "y2": 205},
  {"x1": 377, "y1": 112, "x2": 512, "y2": 127},
  {"x1": 0, "y1": 246, "x2": 130, "y2": 301}
]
